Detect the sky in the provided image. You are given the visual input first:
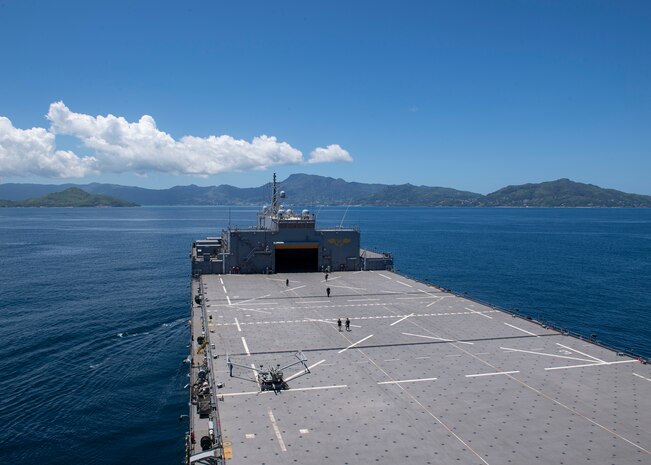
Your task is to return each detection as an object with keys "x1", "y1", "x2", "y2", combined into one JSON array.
[{"x1": 0, "y1": 0, "x2": 650, "y2": 194}]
